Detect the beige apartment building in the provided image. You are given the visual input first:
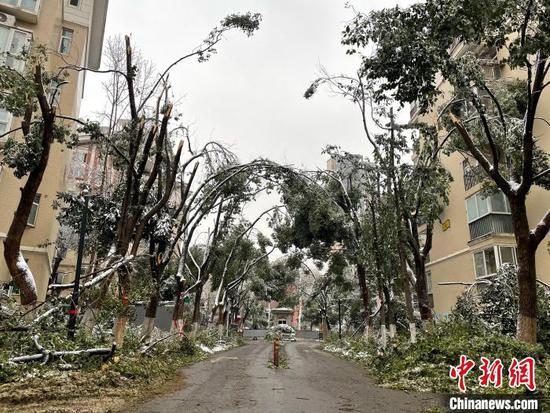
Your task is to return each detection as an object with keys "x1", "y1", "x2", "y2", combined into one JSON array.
[
  {"x1": 411, "y1": 41, "x2": 550, "y2": 315},
  {"x1": 0, "y1": 0, "x2": 108, "y2": 301}
]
